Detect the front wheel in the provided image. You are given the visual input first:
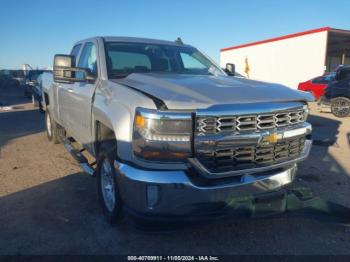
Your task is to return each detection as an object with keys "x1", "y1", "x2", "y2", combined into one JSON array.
[
  {"x1": 331, "y1": 97, "x2": 350, "y2": 118},
  {"x1": 96, "y1": 142, "x2": 123, "y2": 224}
]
